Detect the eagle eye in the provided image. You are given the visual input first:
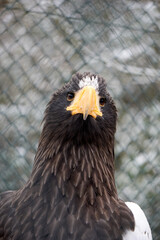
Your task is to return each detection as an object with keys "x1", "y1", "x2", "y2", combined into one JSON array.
[
  {"x1": 99, "y1": 97, "x2": 106, "y2": 107},
  {"x1": 67, "y1": 92, "x2": 75, "y2": 101}
]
